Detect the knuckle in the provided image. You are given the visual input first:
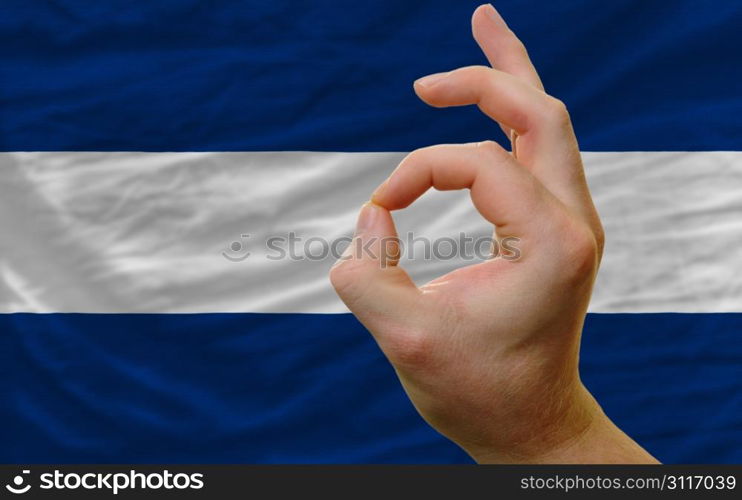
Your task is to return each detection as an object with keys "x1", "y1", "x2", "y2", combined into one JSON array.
[
  {"x1": 465, "y1": 65, "x2": 495, "y2": 88},
  {"x1": 593, "y1": 222, "x2": 606, "y2": 259},
  {"x1": 475, "y1": 139, "x2": 505, "y2": 159},
  {"x1": 467, "y1": 64, "x2": 492, "y2": 75},
  {"x1": 556, "y1": 219, "x2": 600, "y2": 283},
  {"x1": 475, "y1": 140, "x2": 515, "y2": 171},
  {"x1": 402, "y1": 144, "x2": 439, "y2": 169},
  {"x1": 328, "y1": 261, "x2": 352, "y2": 293},
  {"x1": 329, "y1": 259, "x2": 368, "y2": 299},
  {"x1": 404, "y1": 146, "x2": 430, "y2": 164},
  {"x1": 508, "y1": 35, "x2": 528, "y2": 56},
  {"x1": 385, "y1": 328, "x2": 431, "y2": 368},
  {"x1": 544, "y1": 96, "x2": 570, "y2": 125}
]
